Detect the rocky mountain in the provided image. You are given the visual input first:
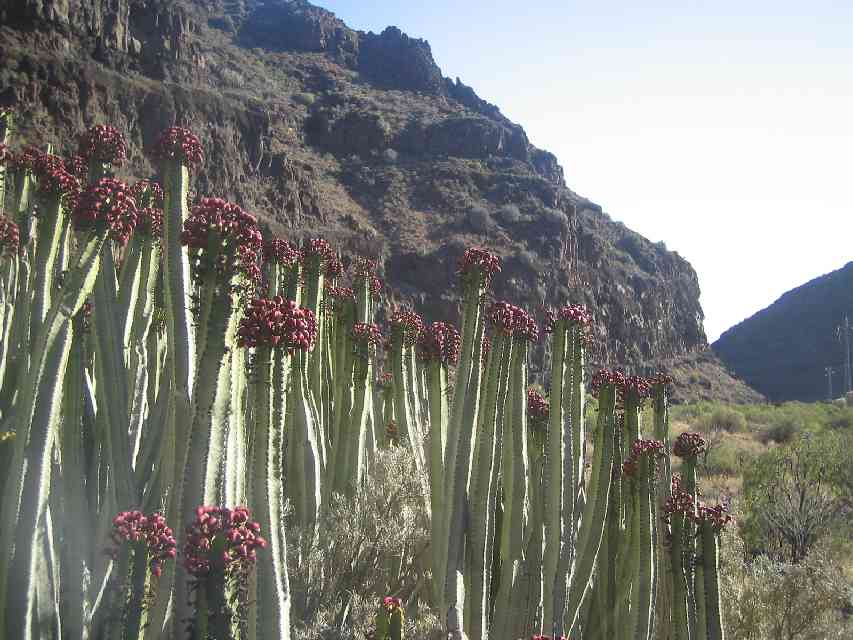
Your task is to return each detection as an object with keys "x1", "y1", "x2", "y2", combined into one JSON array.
[
  {"x1": 713, "y1": 262, "x2": 853, "y2": 403},
  {"x1": 0, "y1": 0, "x2": 756, "y2": 396}
]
